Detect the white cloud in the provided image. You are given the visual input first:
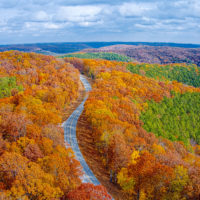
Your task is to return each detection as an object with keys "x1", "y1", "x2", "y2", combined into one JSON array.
[
  {"x1": 172, "y1": 0, "x2": 200, "y2": 17},
  {"x1": 142, "y1": 17, "x2": 152, "y2": 22},
  {"x1": 173, "y1": 0, "x2": 188, "y2": 7},
  {"x1": 0, "y1": 0, "x2": 200, "y2": 44},
  {"x1": 192, "y1": 0, "x2": 200, "y2": 16},
  {"x1": 43, "y1": 22, "x2": 62, "y2": 29},
  {"x1": 79, "y1": 20, "x2": 103, "y2": 27},
  {"x1": 119, "y1": 2, "x2": 157, "y2": 17},
  {"x1": 56, "y1": 5, "x2": 103, "y2": 23},
  {"x1": 25, "y1": 22, "x2": 64, "y2": 30},
  {"x1": 34, "y1": 11, "x2": 50, "y2": 21}
]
